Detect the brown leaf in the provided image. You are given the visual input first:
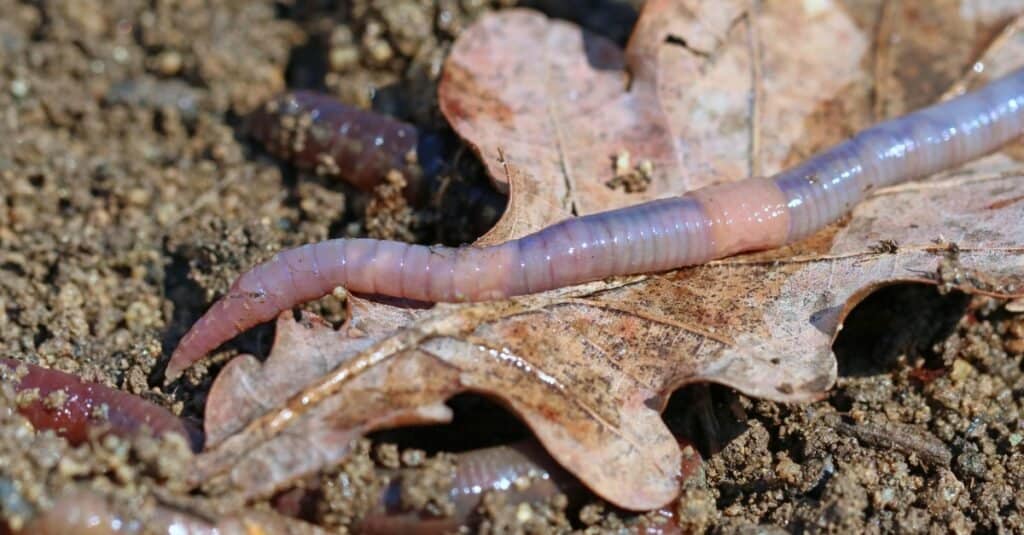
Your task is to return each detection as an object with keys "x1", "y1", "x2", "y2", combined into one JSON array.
[
  {"x1": 193, "y1": 2, "x2": 1024, "y2": 512},
  {"x1": 873, "y1": 0, "x2": 1021, "y2": 117},
  {"x1": 438, "y1": 1, "x2": 875, "y2": 221},
  {"x1": 202, "y1": 295, "x2": 428, "y2": 446}
]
